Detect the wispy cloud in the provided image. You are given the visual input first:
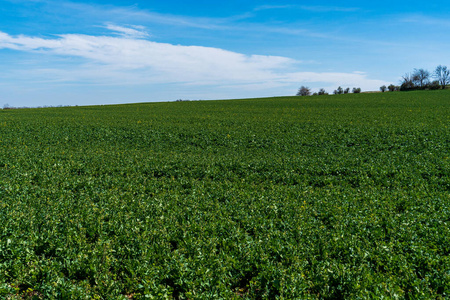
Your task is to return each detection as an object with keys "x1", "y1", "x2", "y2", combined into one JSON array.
[
  {"x1": 34, "y1": 0, "x2": 230, "y2": 30},
  {"x1": 254, "y1": 5, "x2": 293, "y2": 11},
  {"x1": 104, "y1": 24, "x2": 150, "y2": 39},
  {"x1": 255, "y1": 5, "x2": 360, "y2": 13},
  {"x1": 398, "y1": 14, "x2": 450, "y2": 27},
  {"x1": 298, "y1": 5, "x2": 360, "y2": 13},
  {"x1": 10, "y1": 0, "x2": 360, "y2": 38},
  {"x1": 0, "y1": 29, "x2": 295, "y2": 84},
  {"x1": 0, "y1": 28, "x2": 387, "y2": 93}
]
